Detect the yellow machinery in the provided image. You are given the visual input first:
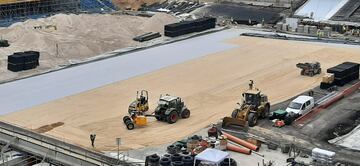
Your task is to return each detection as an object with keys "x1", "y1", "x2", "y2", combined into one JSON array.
[
  {"x1": 128, "y1": 90, "x2": 149, "y2": 114},
  {"x1": 123, "y1": 115, "x2": 148, "y2": 130},
  {"x1": 223, "y1": 80, "x2": 270, "y2": 128},
  {"x1": 123, "y1": 92, "x2": 191, "y2": 130}
]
